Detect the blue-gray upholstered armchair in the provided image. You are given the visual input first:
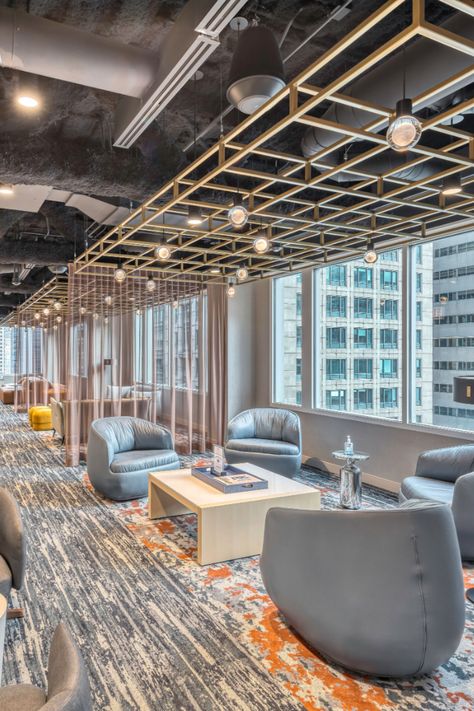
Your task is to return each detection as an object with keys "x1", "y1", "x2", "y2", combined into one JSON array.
[
  {"x1": 400, "y1": 444, "x2": 474, "y2": 560},
  {"x1": 260, "y1": 501, "x2": 465, "y2": 678},
  {"x1": 0, "y1": 487, "x2": 26, "y2": 618},
  {"x1": 0, "y1": 623, "x2": 92, "y2": 710},
  {"x1": 87, "y1": 417, "x2": 180, "y2": 501},
  {"x1": 224, "y1": 408, "x2": 302, "y2": 477}
]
